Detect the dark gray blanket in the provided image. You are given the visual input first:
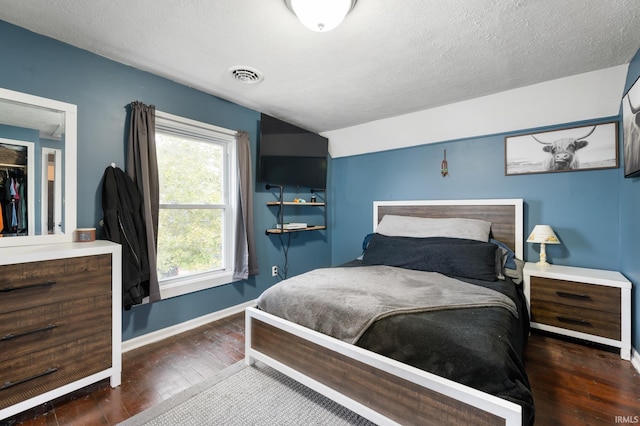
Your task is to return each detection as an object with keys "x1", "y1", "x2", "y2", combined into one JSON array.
[
  {"x1": 355, "y1": 267, "x2": 534, "y2": 426},
  {"x1": 257, "y1": 265, "x2": 517, "y2": 343}
]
